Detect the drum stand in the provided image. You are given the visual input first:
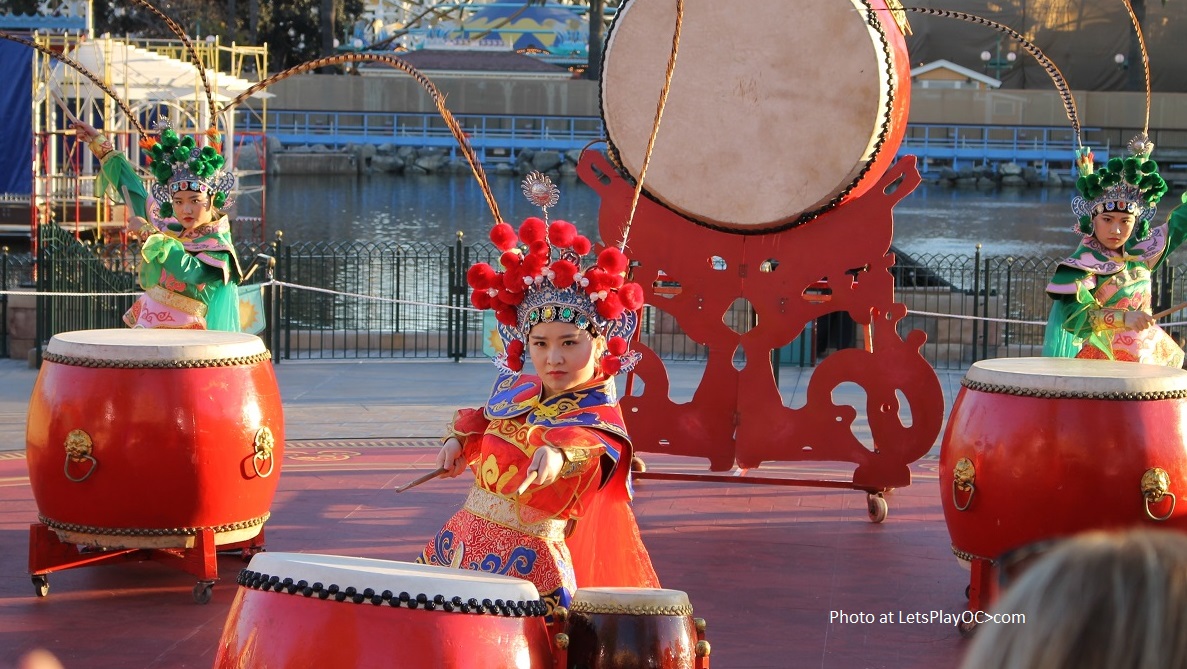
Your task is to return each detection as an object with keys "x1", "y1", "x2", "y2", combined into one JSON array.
[
  {"x1": 28, "y1": 522, "x2": 266, "y2": 603},
  {"x1": 577, "y1": 152, "x2": 944, "y2": 521}
]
